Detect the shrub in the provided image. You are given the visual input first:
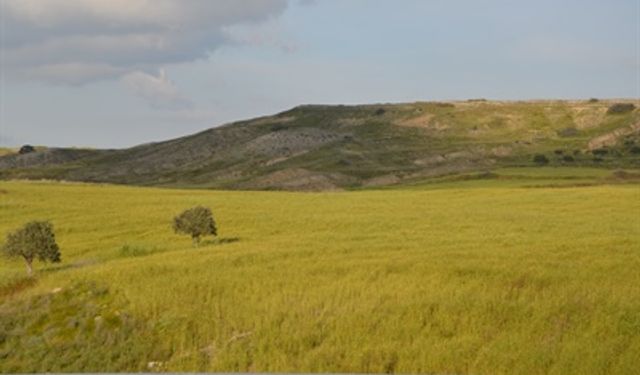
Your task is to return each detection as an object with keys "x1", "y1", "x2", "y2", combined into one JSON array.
[
  {"x1": 562, "y1": 155, "x2": 575, "y2": 162},
  {"x1": 592, "y1": 148, "x2": 608, "y2": 156},
  {"x1": 629, "y1": 146, "x2": 640, "y2": 154},
  {"x1": 18, "y1": 145, "x2": 35, "y2": 154},
  {"x1": 533, "y1": 154, "x2": 549, "y2": 165},
  {"x1": 173, "y1": 206, "x2": 217, "y2": 246},
  {"x1": 554, "y1": 149, "x2": 564, "y2": 155},
  {"x1": 588, "y1": 98, "x2": 599, "y2": 103},
  {"x1": 2, "y1": 221, "x2": 61, "y2": 276},
  {"x1": 374, "y1": 108, "x2": 386, "y2": 116},
  {"x1": 606, "y1": 103, "x2": 635, "y2": 115}
]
